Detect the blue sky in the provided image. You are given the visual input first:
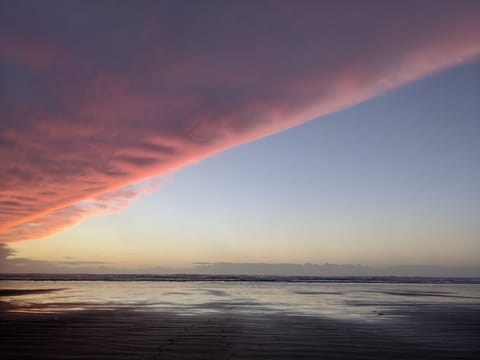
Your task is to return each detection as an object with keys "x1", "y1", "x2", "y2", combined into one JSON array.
[
  {"x1": 12, "y1": 61, "x2": 480, "y2": 269},
  {"x1": 1, "y1": 1, "x2": 479, "y2": 274}
]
